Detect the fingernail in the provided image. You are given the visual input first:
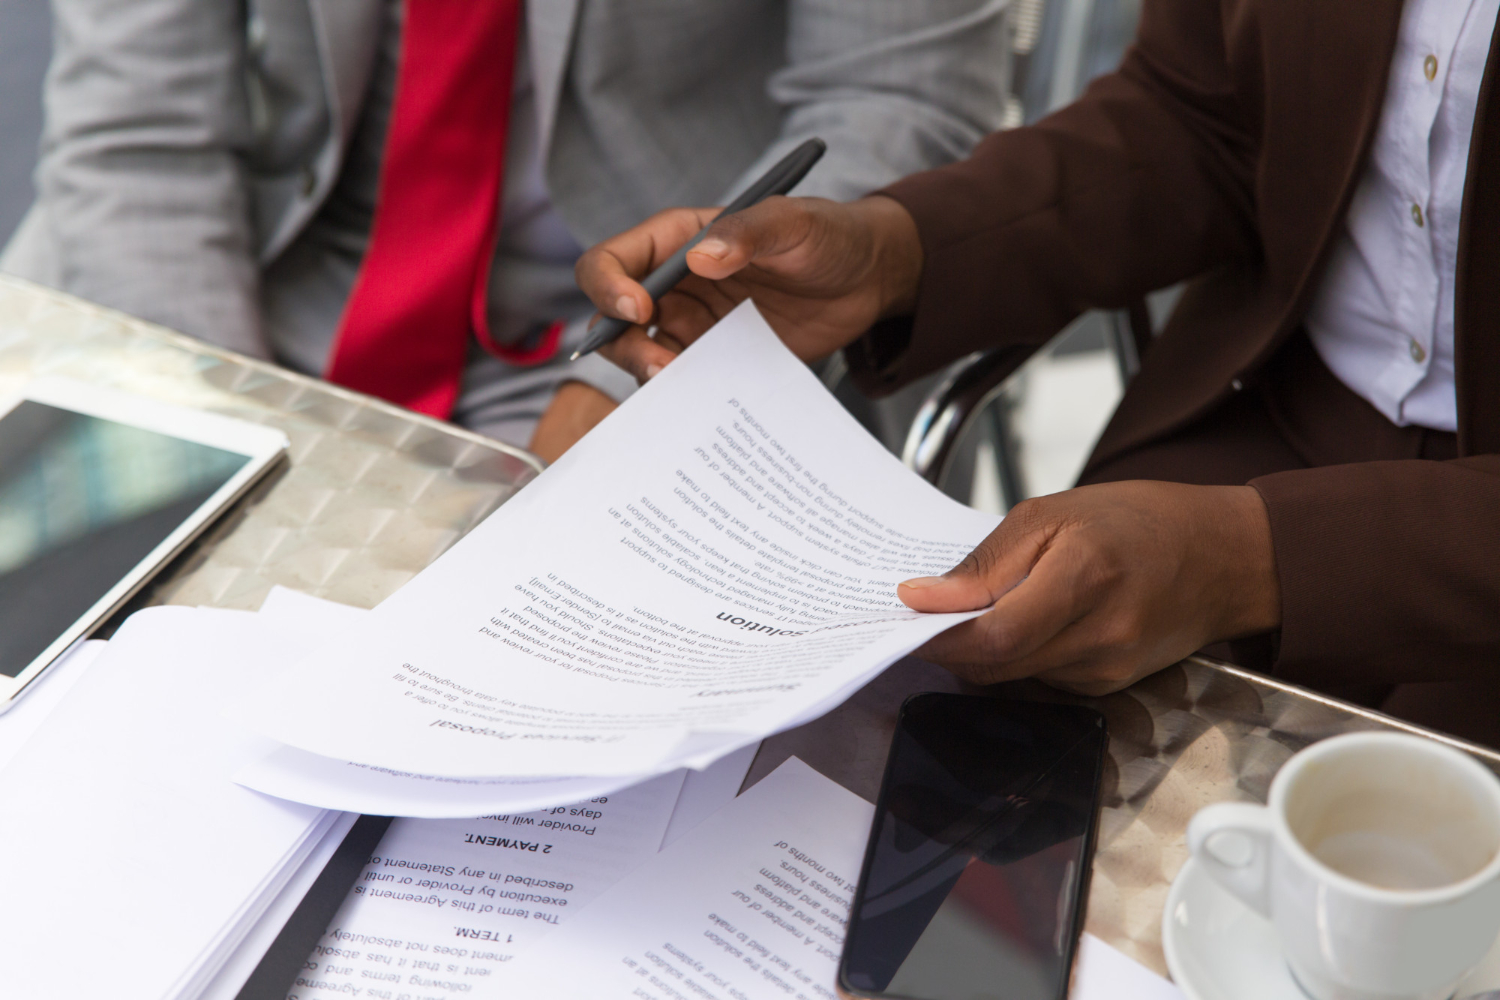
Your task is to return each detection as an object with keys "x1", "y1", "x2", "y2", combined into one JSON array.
[
  {"x1": 615, "y1": 295, "x2": 639, "y2": 322},
  {"x1": 691, "y1": 238, "x2": 728, "y2": 260},
  {"x1": 899, "y1": 576, "x2": 945, "y2": 590},
  {"x1": 644, "y1": 364, "x2": 663, "y2": 380}
]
